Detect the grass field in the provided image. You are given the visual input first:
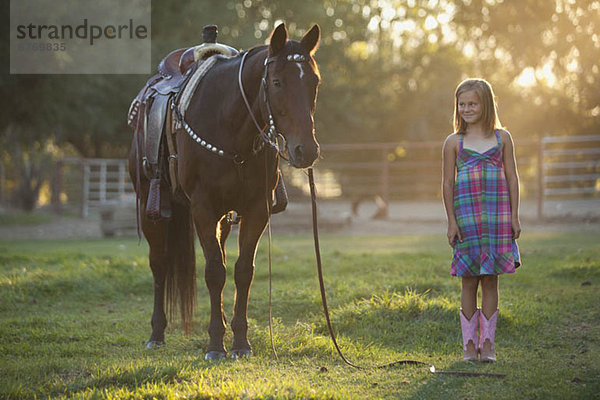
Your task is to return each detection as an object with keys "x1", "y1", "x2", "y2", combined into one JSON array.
[{"x1": 0, "y1": 230, "x2": 598, "y2": 399}]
